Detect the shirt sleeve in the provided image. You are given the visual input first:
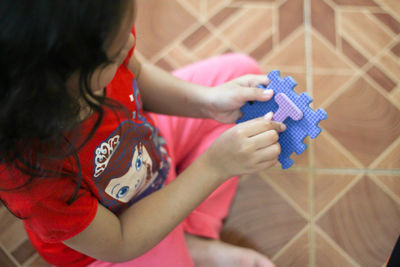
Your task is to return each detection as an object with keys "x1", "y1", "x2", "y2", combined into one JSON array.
[
  {"x1": 24, "y1": 183, "x2": 98, "y2": 243},
  {"x1": 13, "y1": 174, "x2": 99, "y2": 244}
]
